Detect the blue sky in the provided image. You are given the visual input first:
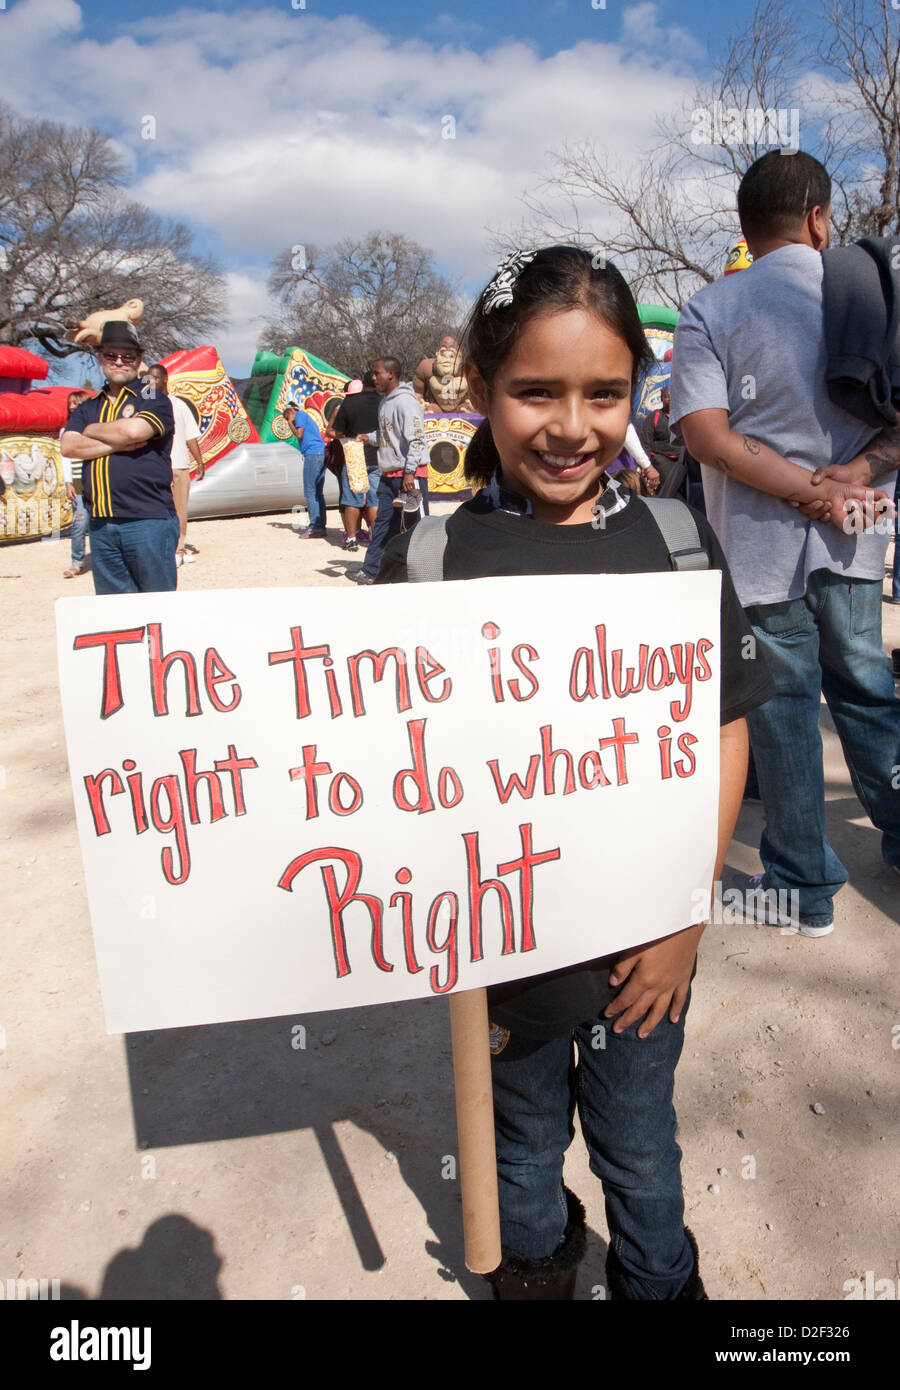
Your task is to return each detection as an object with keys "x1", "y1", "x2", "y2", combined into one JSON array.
[
  {"x1": 74, "y1": 0, "x2": 738, "y2": 59},
  {"x1": 4, "y1": 0, "x2": 822, "y2": 381}
]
